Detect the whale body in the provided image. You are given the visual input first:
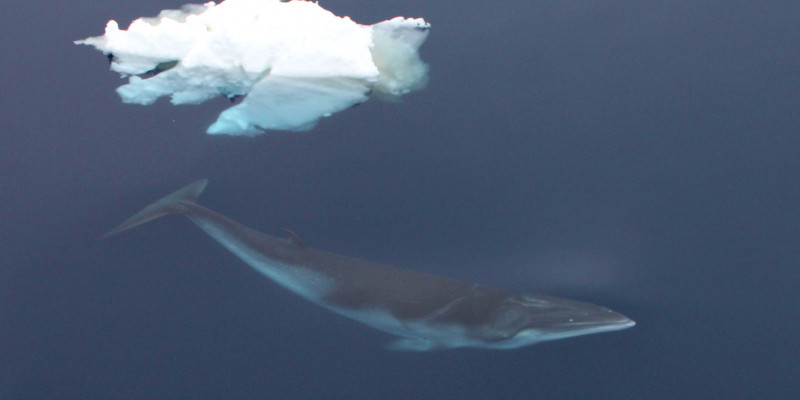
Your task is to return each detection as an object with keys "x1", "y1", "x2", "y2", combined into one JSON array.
[{"x1": 104, "y1": 180, "x2": 635, "y2": 350}]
